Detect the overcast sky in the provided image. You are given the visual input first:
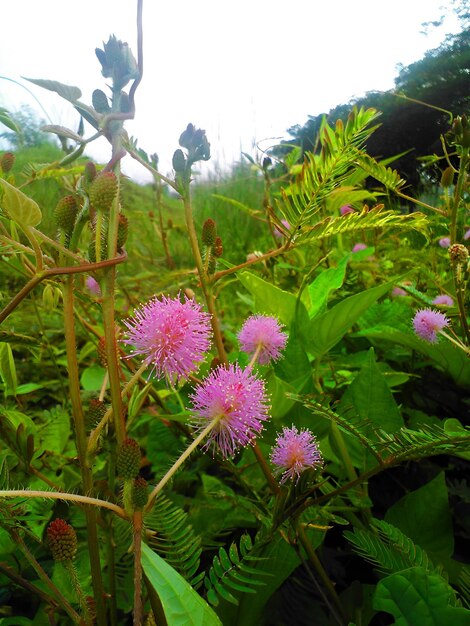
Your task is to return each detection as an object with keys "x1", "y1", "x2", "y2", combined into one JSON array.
[{"x1": 0, "y1": 1, "x2": 461, "y2": 182}]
